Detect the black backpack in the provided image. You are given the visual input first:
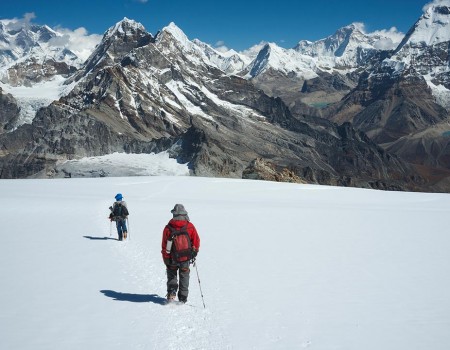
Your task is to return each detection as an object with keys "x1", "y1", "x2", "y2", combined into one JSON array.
[
  {"x1": 167, "y1": 224, "x2": 192, "y2": 263},
  {"x1": 113, "y1": 202, "x2": 128, "y2": 218}
]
